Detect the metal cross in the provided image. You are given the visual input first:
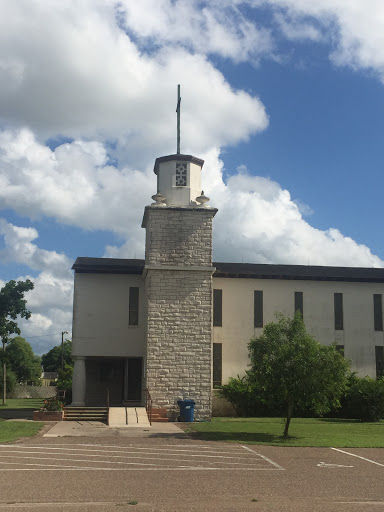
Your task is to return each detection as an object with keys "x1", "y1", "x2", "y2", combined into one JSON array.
[{"x1": 176, "y1": 84, "x2": 181, "y2": 154}]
